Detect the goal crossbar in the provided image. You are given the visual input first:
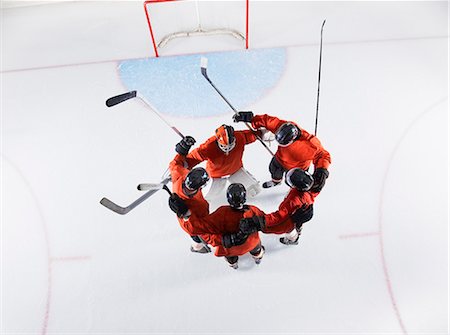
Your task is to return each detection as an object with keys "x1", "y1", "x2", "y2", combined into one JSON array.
[{"x1": 143, "y1": 0, "x2": 249, "y2": 57}]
